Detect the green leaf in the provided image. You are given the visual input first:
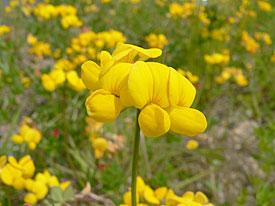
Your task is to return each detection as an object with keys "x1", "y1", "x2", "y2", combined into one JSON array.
[
  {"x1": 63, "y1": 185, "x2": 74, "y2": 201},
  {"x1": 50, "y1": 187, "x2": 64, "y2": 203}
]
